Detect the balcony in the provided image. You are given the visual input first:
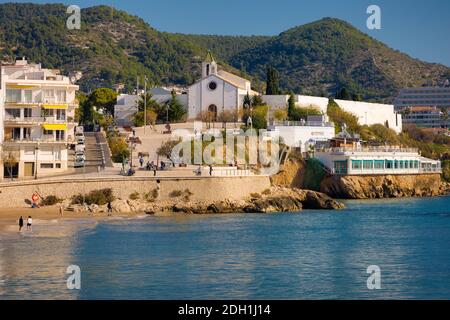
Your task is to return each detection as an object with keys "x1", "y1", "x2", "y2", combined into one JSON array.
[
  {"x1": 3, "y1": 137, "x2": 73, "y2": 144},
  {"x1": 4, "y1": 116, "x2": 72, "y2": 125}
]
